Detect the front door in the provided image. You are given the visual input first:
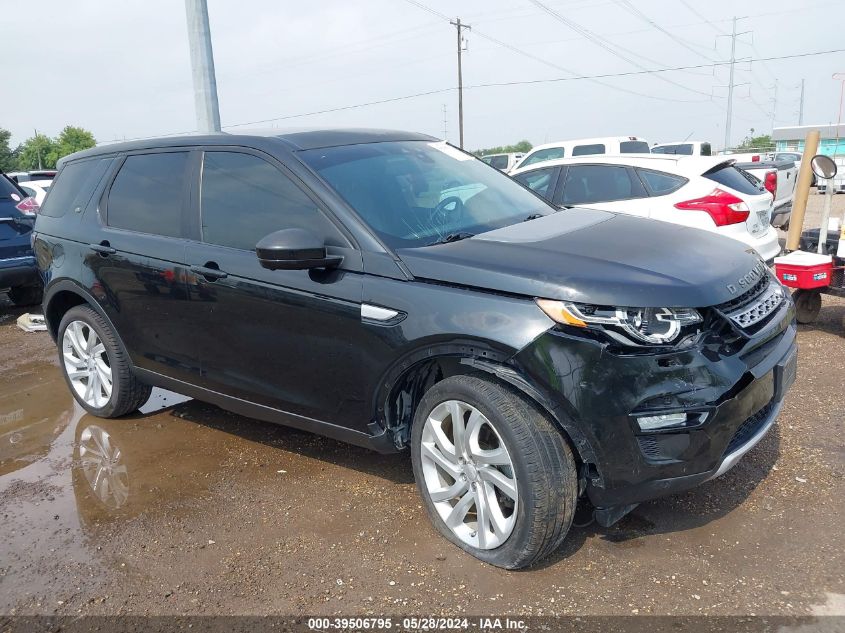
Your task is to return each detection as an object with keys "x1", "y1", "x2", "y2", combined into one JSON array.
[{"x1": 185, "y1": 149, "x2": 370, "y2": 431}]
